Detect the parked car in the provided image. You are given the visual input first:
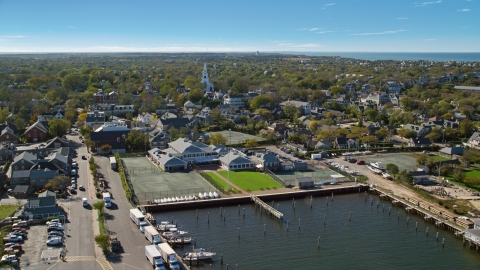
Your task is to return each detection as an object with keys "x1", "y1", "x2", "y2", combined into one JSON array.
[
  {"x1": 1, "y1": 254, "x2": 17, "y2": 263},
  {"x1": 343, "y1": 156, "x2": 351, "y2": 161},
  {"x1": 3, "y1": 235, "x2": 22, "y2": 243},
  {"x1": 82, "y1": 155, "x2": 87, "y2": 160},
  {"x1": 10, "y1": 231, "x2": 27, "y2": 238},
  {"x1": 46, "y1": 219, "x2": 60, "y2": 226},
  {"x1": 48, "y1": 231, "x2": 64, "y2": 238},
  {"x1": 348, "y1": 158, "x2": 357, "y2": 163},
  {"x1": 12, "y1": 221, "x2": 27, "y2": 228},
  {"x1": 79, "y1": 185, "x2": 85, "y2": 191},
  {"x1": 4, "y1": 243, "x2": 21, "y2": 250},
  {"x1": 356, "y1": 160, "x2": 365, "y2": 165},
  {"x1": 46, "y1": 237, "x2": 63, "y2": 246},
  {"x1": 11, "y1": 227, "x2": 26, "y2": 233},
  {"x1": 47, "y1": 224, "x2": 65, "y2": 232}
]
